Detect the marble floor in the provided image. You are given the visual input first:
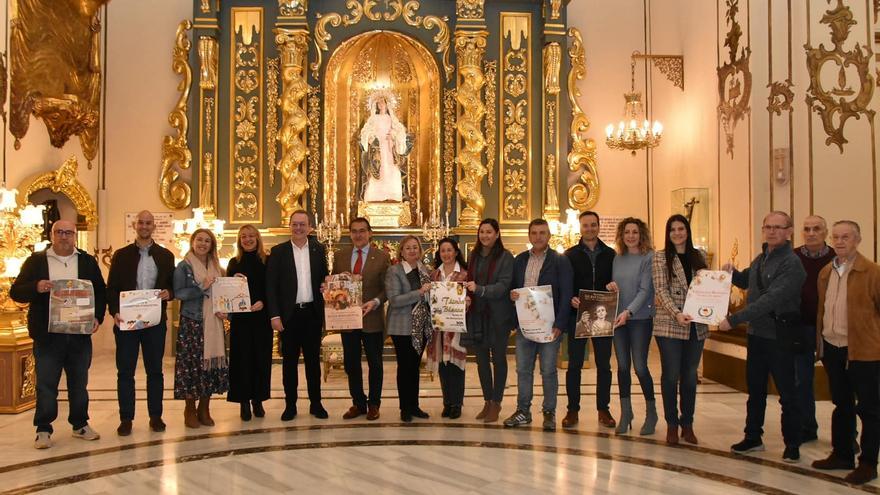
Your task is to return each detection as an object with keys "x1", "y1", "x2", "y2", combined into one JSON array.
[{"x1": 0, "y1": 349, "x2": 871, "y2": 494}]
